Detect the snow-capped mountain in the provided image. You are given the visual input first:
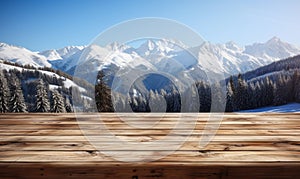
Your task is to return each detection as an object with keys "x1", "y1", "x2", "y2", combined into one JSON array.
[
  {"x1": 244, "y1": 37, "x2": 300, "y2": 61},
  {"x1": 190, "y1": 41, "x2": 265, "y2": 75},
  {"x1": 0, "y1": 43, "x2": 51, "y2": 67},
  {"x1": 40, "y1": 45, "x2": 85, "y2": 61},
  {"x1": 0, "y1": 37, "x2": 300, "y2": 79},
  {"x1": 39, "y1": 46, "x2": 85, "y2": 73}
]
